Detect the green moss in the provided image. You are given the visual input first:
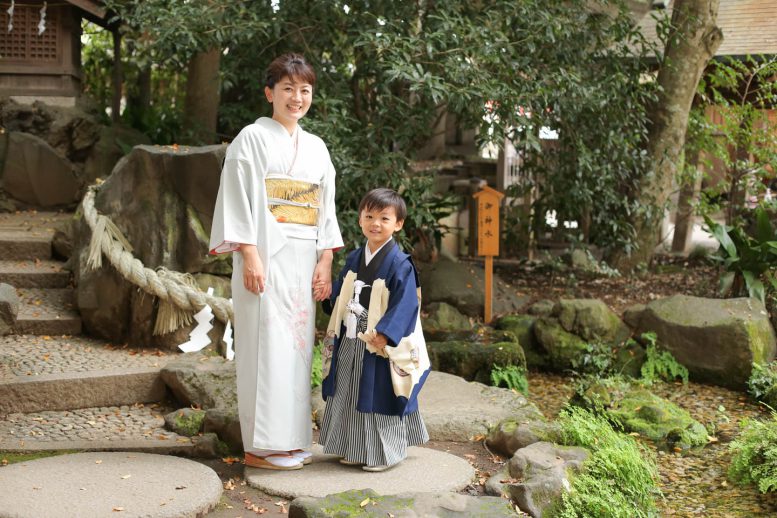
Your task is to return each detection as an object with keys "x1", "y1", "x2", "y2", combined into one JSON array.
[
  {"x1": 318, "y1": 489, "x2": 414, "y2": 517},
  {"x1": 746, "y1": 320, "x2": 775, "y2": 366},
  {"x1": 173, "y1": 410, "x2": 206, "y2": 437},
  {"x1": 427, "y1": 340, "x2": 525, "y2": 384},
  {"x1": 1, "y1": 450, "x2": 81, "y2": 464},
  {"x1": 607, "y1": 389, "x2": 707, "y2": 449}
]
